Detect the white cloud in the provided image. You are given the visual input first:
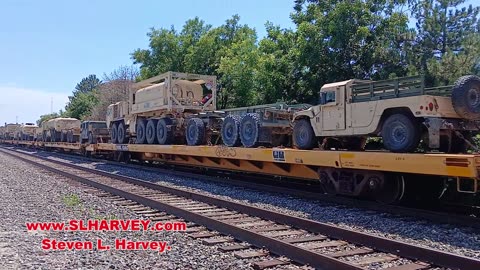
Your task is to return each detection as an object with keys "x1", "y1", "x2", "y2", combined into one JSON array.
[{"x1": 0, "y1": 86, "x2": 69, "y2": 125}]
